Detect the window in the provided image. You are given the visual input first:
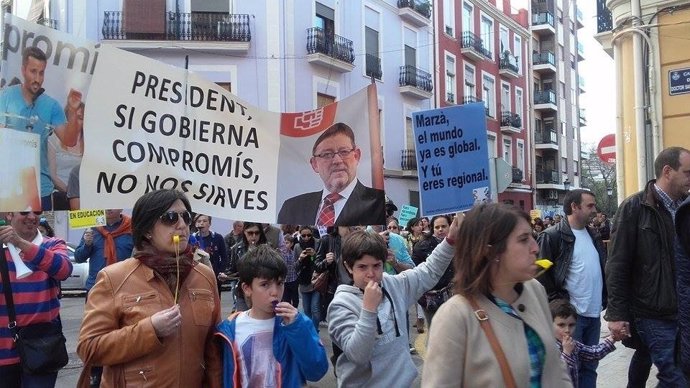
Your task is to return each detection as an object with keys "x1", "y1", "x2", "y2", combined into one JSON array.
[
  {"x1": 517, "y1": 140, "x2": 525, "y2": 173},
  {"x1": 500, "y1": 26, "x2": 510, "y2": 55},
  {"x1": 513, "y1": 35, "x2": 522, "y2": 73},
  {"x1": 404, "y1": 27, "x2": 417, "y2": 68},
  {"x1": 405, "y1": 116, "x2": 414, "y2": 149},
  {"x1": 561, "y1": 156, "x2": 568, "y2": 174},
  {"x1": 216, "y1": 82, "x2": 232, "y2": 92},
  {"x1": 515, "y1": 88, "x2": 523, "y2": 122},
  {"x1": 317, "y1": 93, "x2": 336, "y2": 107},
  {"x1": 464, "y1": 63, "x2": 476, "y2": 98},
  {"x1": 487, "y1": 133, "x2": 497, "y2": 158},
  {"x1": 462, "y1": 2, "x2": 473, "y2": 34},
  {"x1": 503, "y1": 138, "x2": 513, "y2": 165},
  {"x1": 480, "y1": 14, "x2": 494, "y2": 58},
  {"x1": 444, "y1": 0, "x2": 455, "y2": 36},
  {"x1": 315, "y1": 2, "x2": 335, "y2": 40},
  {"x1": 482, "y1": 73, "x2": 495, "y2": 117},
  {"x1": 446, "y1": 55, "x2": 456, "y2": 103},
  {"x1": 501, "y1": 82, "x2": 510, "y2": 113}
]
